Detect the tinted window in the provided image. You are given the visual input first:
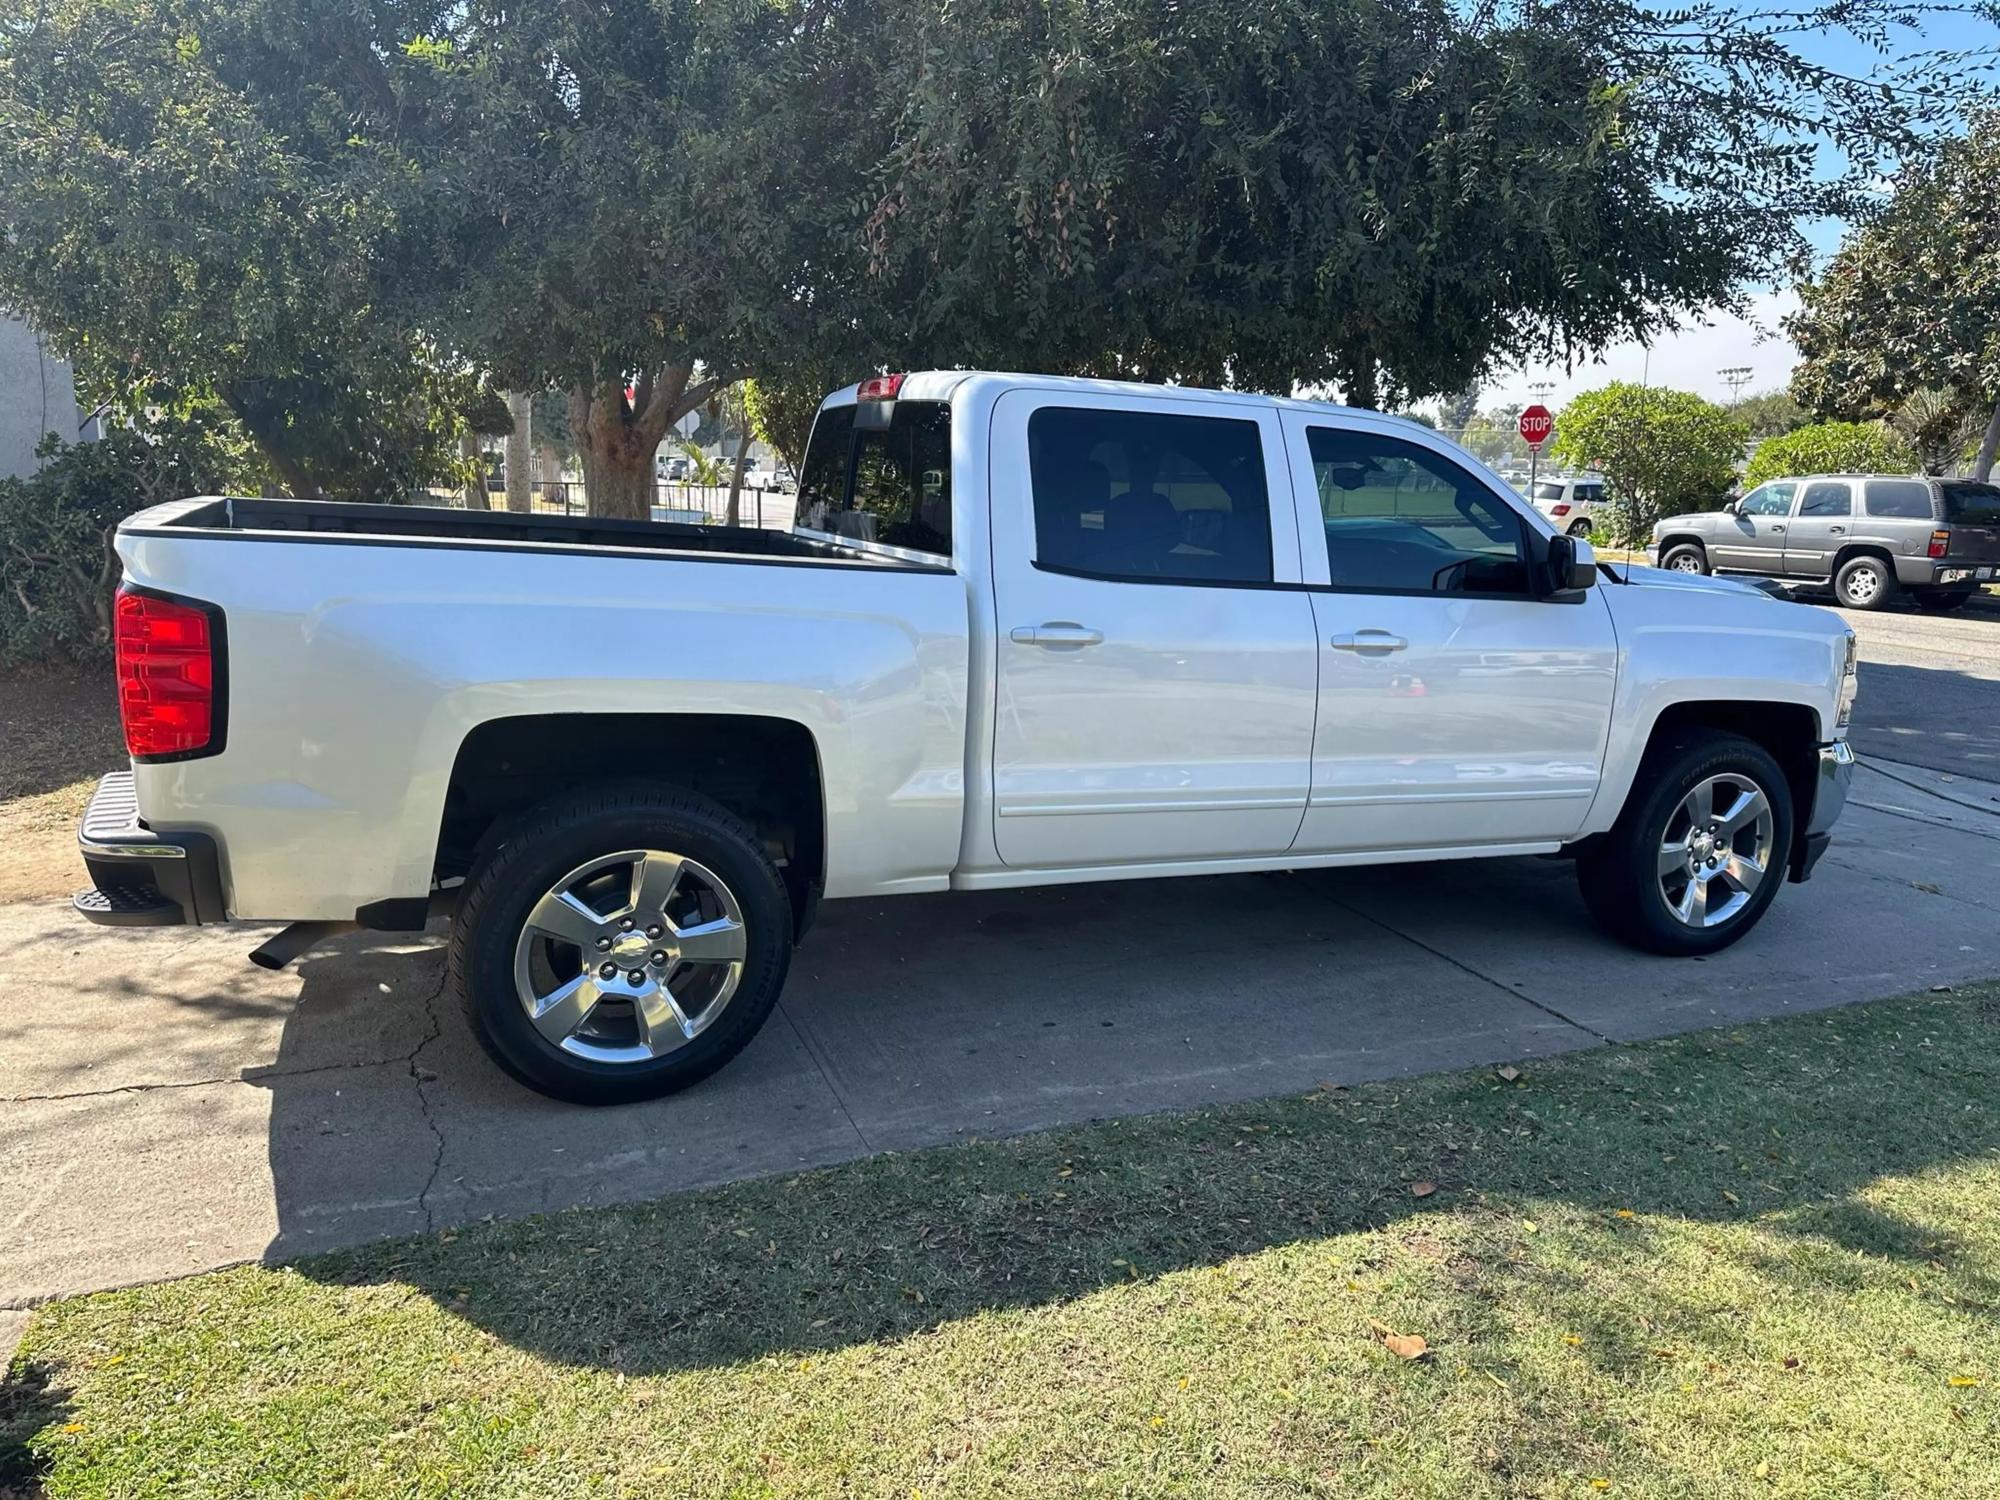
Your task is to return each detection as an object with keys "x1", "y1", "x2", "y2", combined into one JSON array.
[
  {"x1": 1739, "y1": 483, "x2": 1795, "y2": 517},
  {"x1": 1306, "y1": 427, "x2": 1529, "y2": 594},
  {"x1": 1797, "y1": 481, "x2": 1851, "y2": 518},
  {"x1": 795, "y1": 401, "x2": 953, "y2": 557},
  {"x1": 1027, "y1": 407, "x2": 1272, "y2": 583},
  {"x1": 1940, "y1": 481, "x2": 2000, "y2": 524},
  {"x1": 1532, "y1": 481, "x2": 1565, "y2": 501},
  {"x1": 1865, "y1": 479, "x2": 1934, "y2": 519},
  {"x1": 1577, "y1": 484, "x2": 1604, "y2": 504}
]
